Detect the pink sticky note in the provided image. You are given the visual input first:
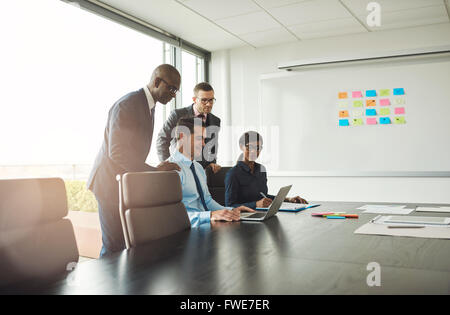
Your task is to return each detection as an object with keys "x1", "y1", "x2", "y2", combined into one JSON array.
[
  {"x1": 379, "y1": 98, "x2": 390, "y2": 106},
  {"x1": 366, "y1": 118, "x2": 377, "y2": 125},
  {"x1": 395, "y1": 107, "x2": 405, "y2": 114},
  {"x1": 352, "y1": 91, "x2": 363, "y2": 98}
]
